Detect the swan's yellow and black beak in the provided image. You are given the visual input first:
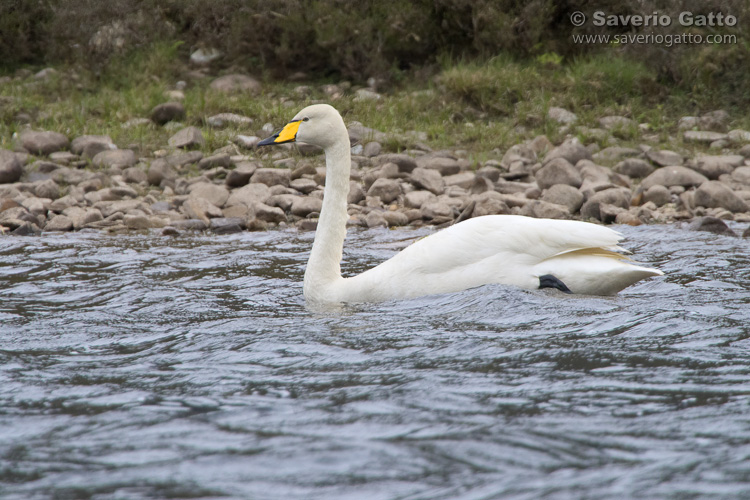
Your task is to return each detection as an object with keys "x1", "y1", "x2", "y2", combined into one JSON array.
[{"x1": 257, "y1": 119, "x2": 301, "y2": 146}]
